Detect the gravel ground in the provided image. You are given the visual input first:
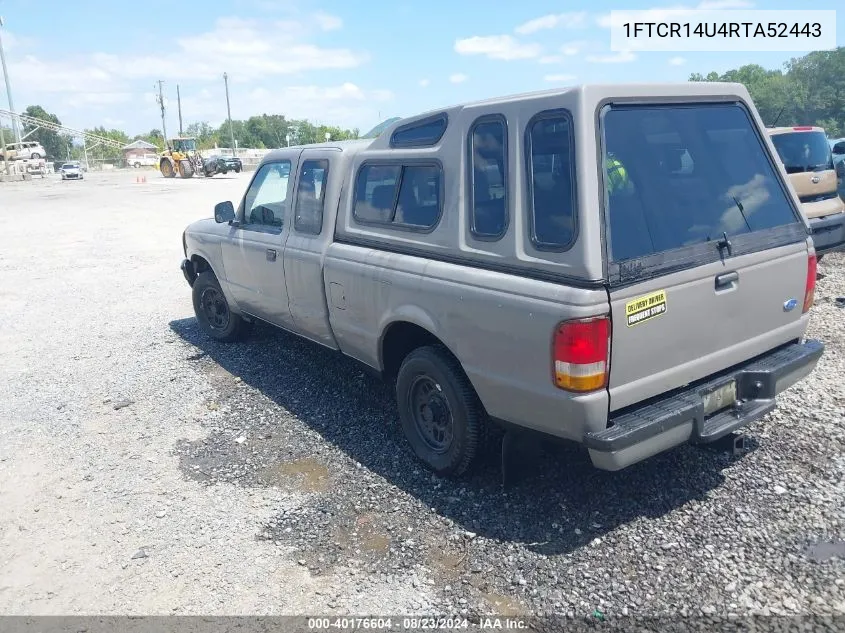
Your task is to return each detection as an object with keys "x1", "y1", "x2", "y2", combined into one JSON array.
[{"x1": 0, "y1": 170, "x2": 843, "y2": 622}]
